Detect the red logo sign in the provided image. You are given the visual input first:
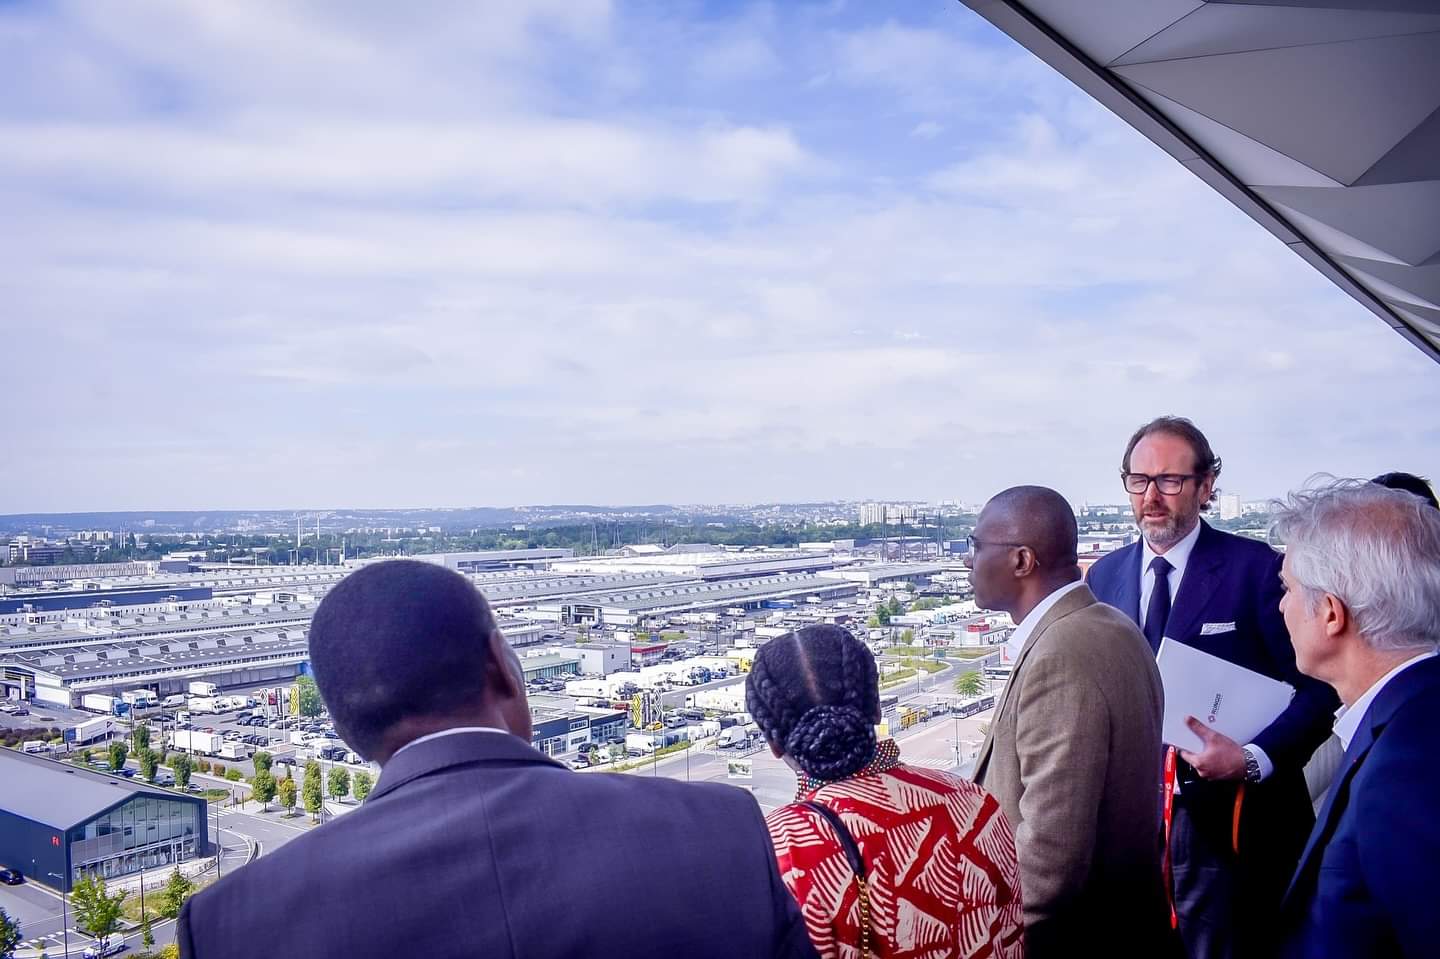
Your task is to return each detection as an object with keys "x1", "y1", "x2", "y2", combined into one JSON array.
[{"x1": 51, "y1": 835, "x2": 60, "y2": 846}]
